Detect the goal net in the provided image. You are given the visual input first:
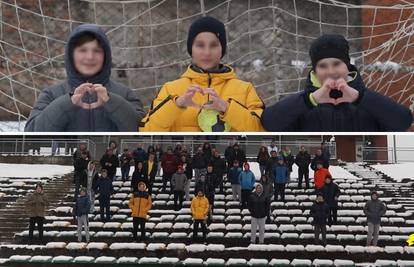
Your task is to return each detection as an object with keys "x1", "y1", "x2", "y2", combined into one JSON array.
[{"x1": 0, "y1": 0, "x2": 413, "y2": 131}]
